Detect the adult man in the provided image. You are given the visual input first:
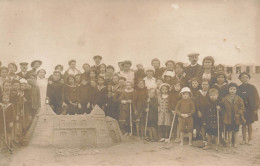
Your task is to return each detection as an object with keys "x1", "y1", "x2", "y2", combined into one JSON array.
[
  {"x1": 184, "y1": 53, "x2": 202, "y2": 82},
  {"x1": 151, "y1": 58, "x2": 165, "y2": 78},
  {"x1": 91, "y1": 55, "x2": 102, "y2": 72},
  {"x1": 17, "y1": 62, "x2": 30, "y2": 79}
]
